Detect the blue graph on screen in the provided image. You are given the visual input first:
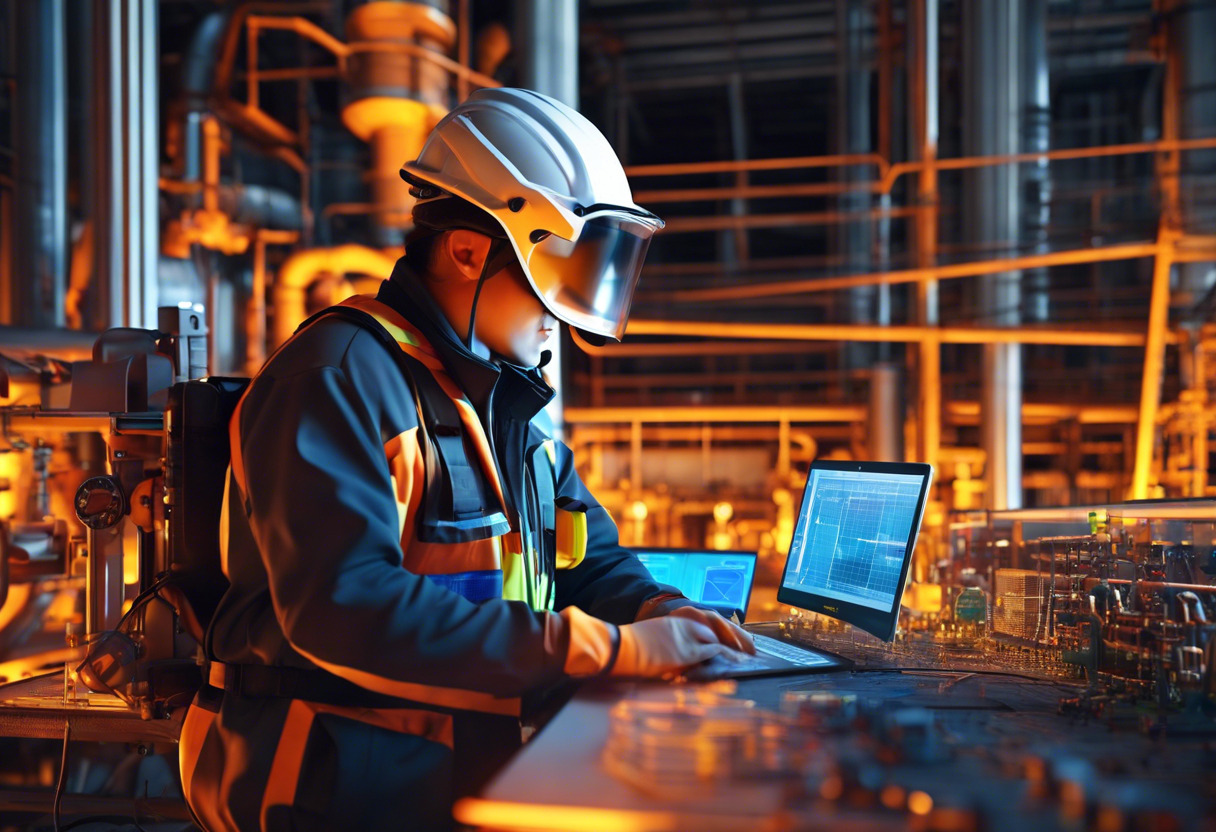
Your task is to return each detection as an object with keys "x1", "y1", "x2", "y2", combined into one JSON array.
[
  {"x1": 785, "y1": 472, "x2": 923, "y2": 611},
  {"x1": 700, "y1": 565, "x2": 748, "y2": 608}
]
